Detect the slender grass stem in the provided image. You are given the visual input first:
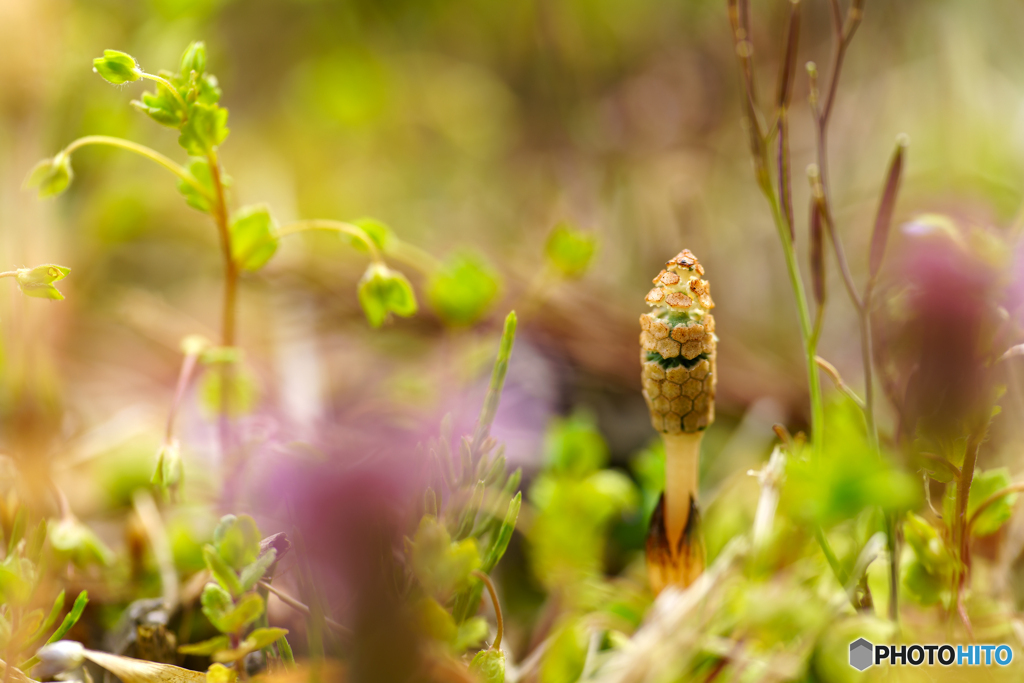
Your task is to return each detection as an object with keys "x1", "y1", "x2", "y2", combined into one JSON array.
[
  {"x1": 762, "y1": 184, "x2": 824, "y2": 460},
  {"x1": 277, "y1": 220, "x2": 385, "y2": 265},
  {"x1": 62, "y1": 136, "x2": 210, "y2": 199}
]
